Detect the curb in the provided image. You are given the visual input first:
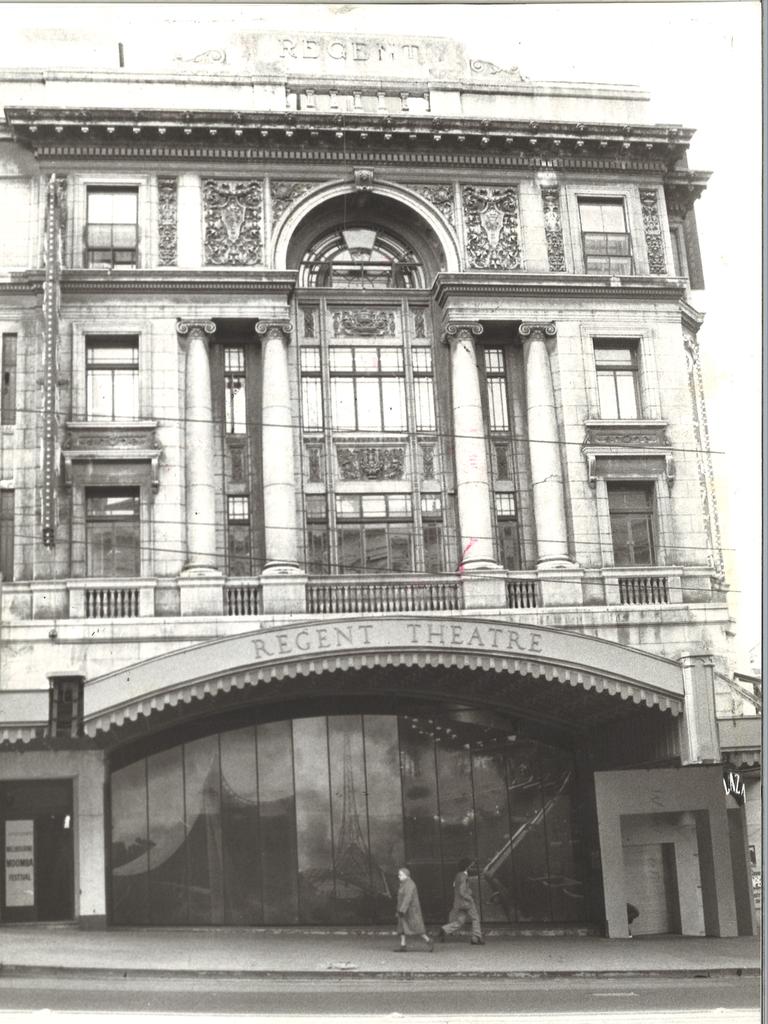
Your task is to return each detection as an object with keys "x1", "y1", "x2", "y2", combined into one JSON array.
[{"x1": 0, "y1": 965, "x2": 758, "y2": 981}]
